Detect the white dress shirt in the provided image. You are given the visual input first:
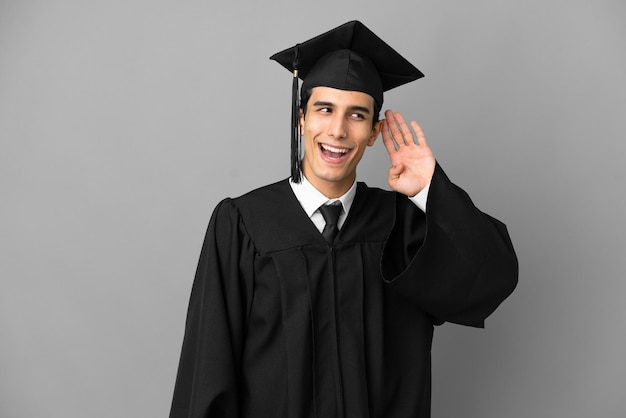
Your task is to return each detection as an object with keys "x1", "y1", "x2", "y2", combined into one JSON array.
[{"x1": 289, "y1": 175, "x2": 430, "y2": 233}]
